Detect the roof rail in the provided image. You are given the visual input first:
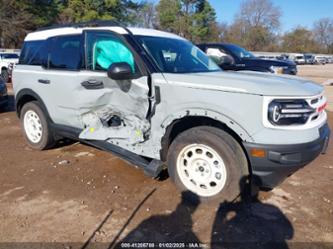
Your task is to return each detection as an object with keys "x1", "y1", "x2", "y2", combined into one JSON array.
[{"x1": 37, "y1": 20, "x2": 126, "y2": 31}]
